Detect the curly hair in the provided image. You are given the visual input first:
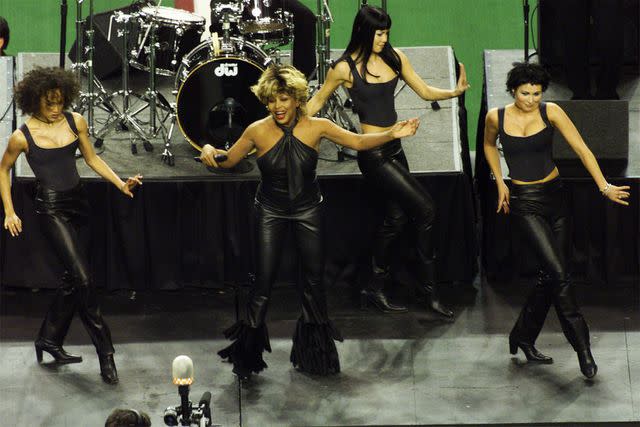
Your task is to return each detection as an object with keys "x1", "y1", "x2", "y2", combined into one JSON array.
[
  {"x1": 251, "y1": 64, "x2": 308, "y2": 115},
  {"x1": 14, "y1": 66, "x2": 79, "y2": 116},
  {"x1": 506, "y1": 62, "x2": 551, "y2": 94},
  {"x1": 105, "y1": 408, "x2": 151, "y2": 427}
]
